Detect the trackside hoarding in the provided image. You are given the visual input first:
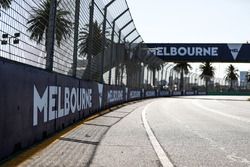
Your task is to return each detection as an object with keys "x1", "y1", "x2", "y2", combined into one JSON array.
[
  {"x1": 145, "y1": 43, "x2": 250, "y2": 62},
  {"x1": 0, "y1": 58, "x2": 207, "y2": 160}
]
